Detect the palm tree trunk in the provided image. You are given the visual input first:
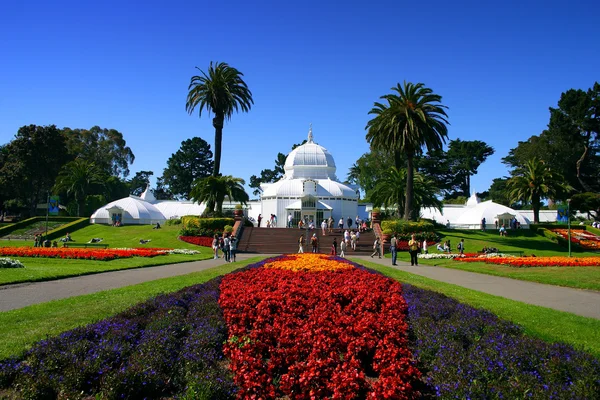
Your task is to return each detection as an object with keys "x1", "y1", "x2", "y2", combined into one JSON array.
[
  {"x1": 532, "y1": 194, "x2": 540, "y2": 224},
  {"x1": 212, "y1": 116, "x2": 224, "y2": 177},
  {"x1": 405, "y1": 155, "x2": 414, "y2": 221}
]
